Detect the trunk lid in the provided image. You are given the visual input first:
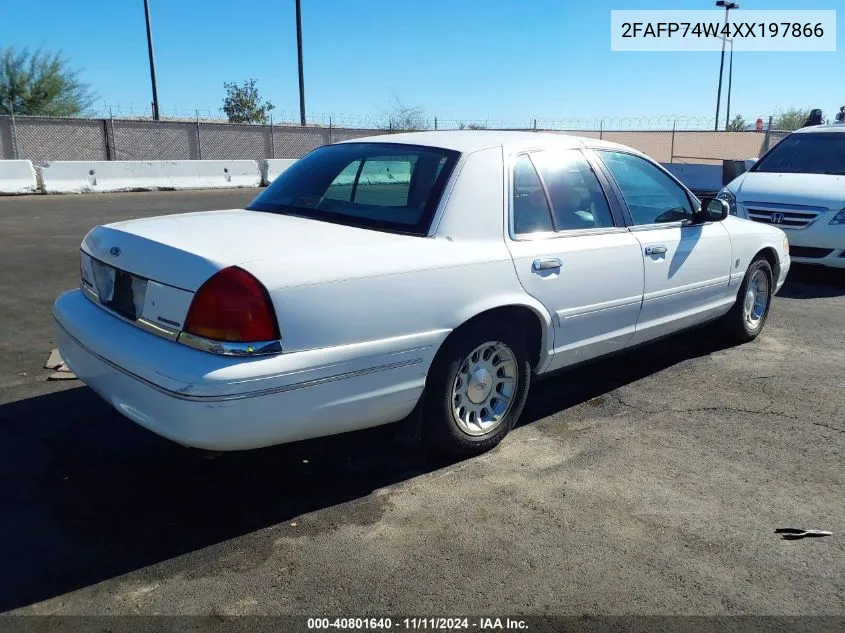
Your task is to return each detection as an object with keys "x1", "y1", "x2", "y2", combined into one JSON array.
[{"x1": 82, "y1": 208, "x2": 428, "y2": 292}]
